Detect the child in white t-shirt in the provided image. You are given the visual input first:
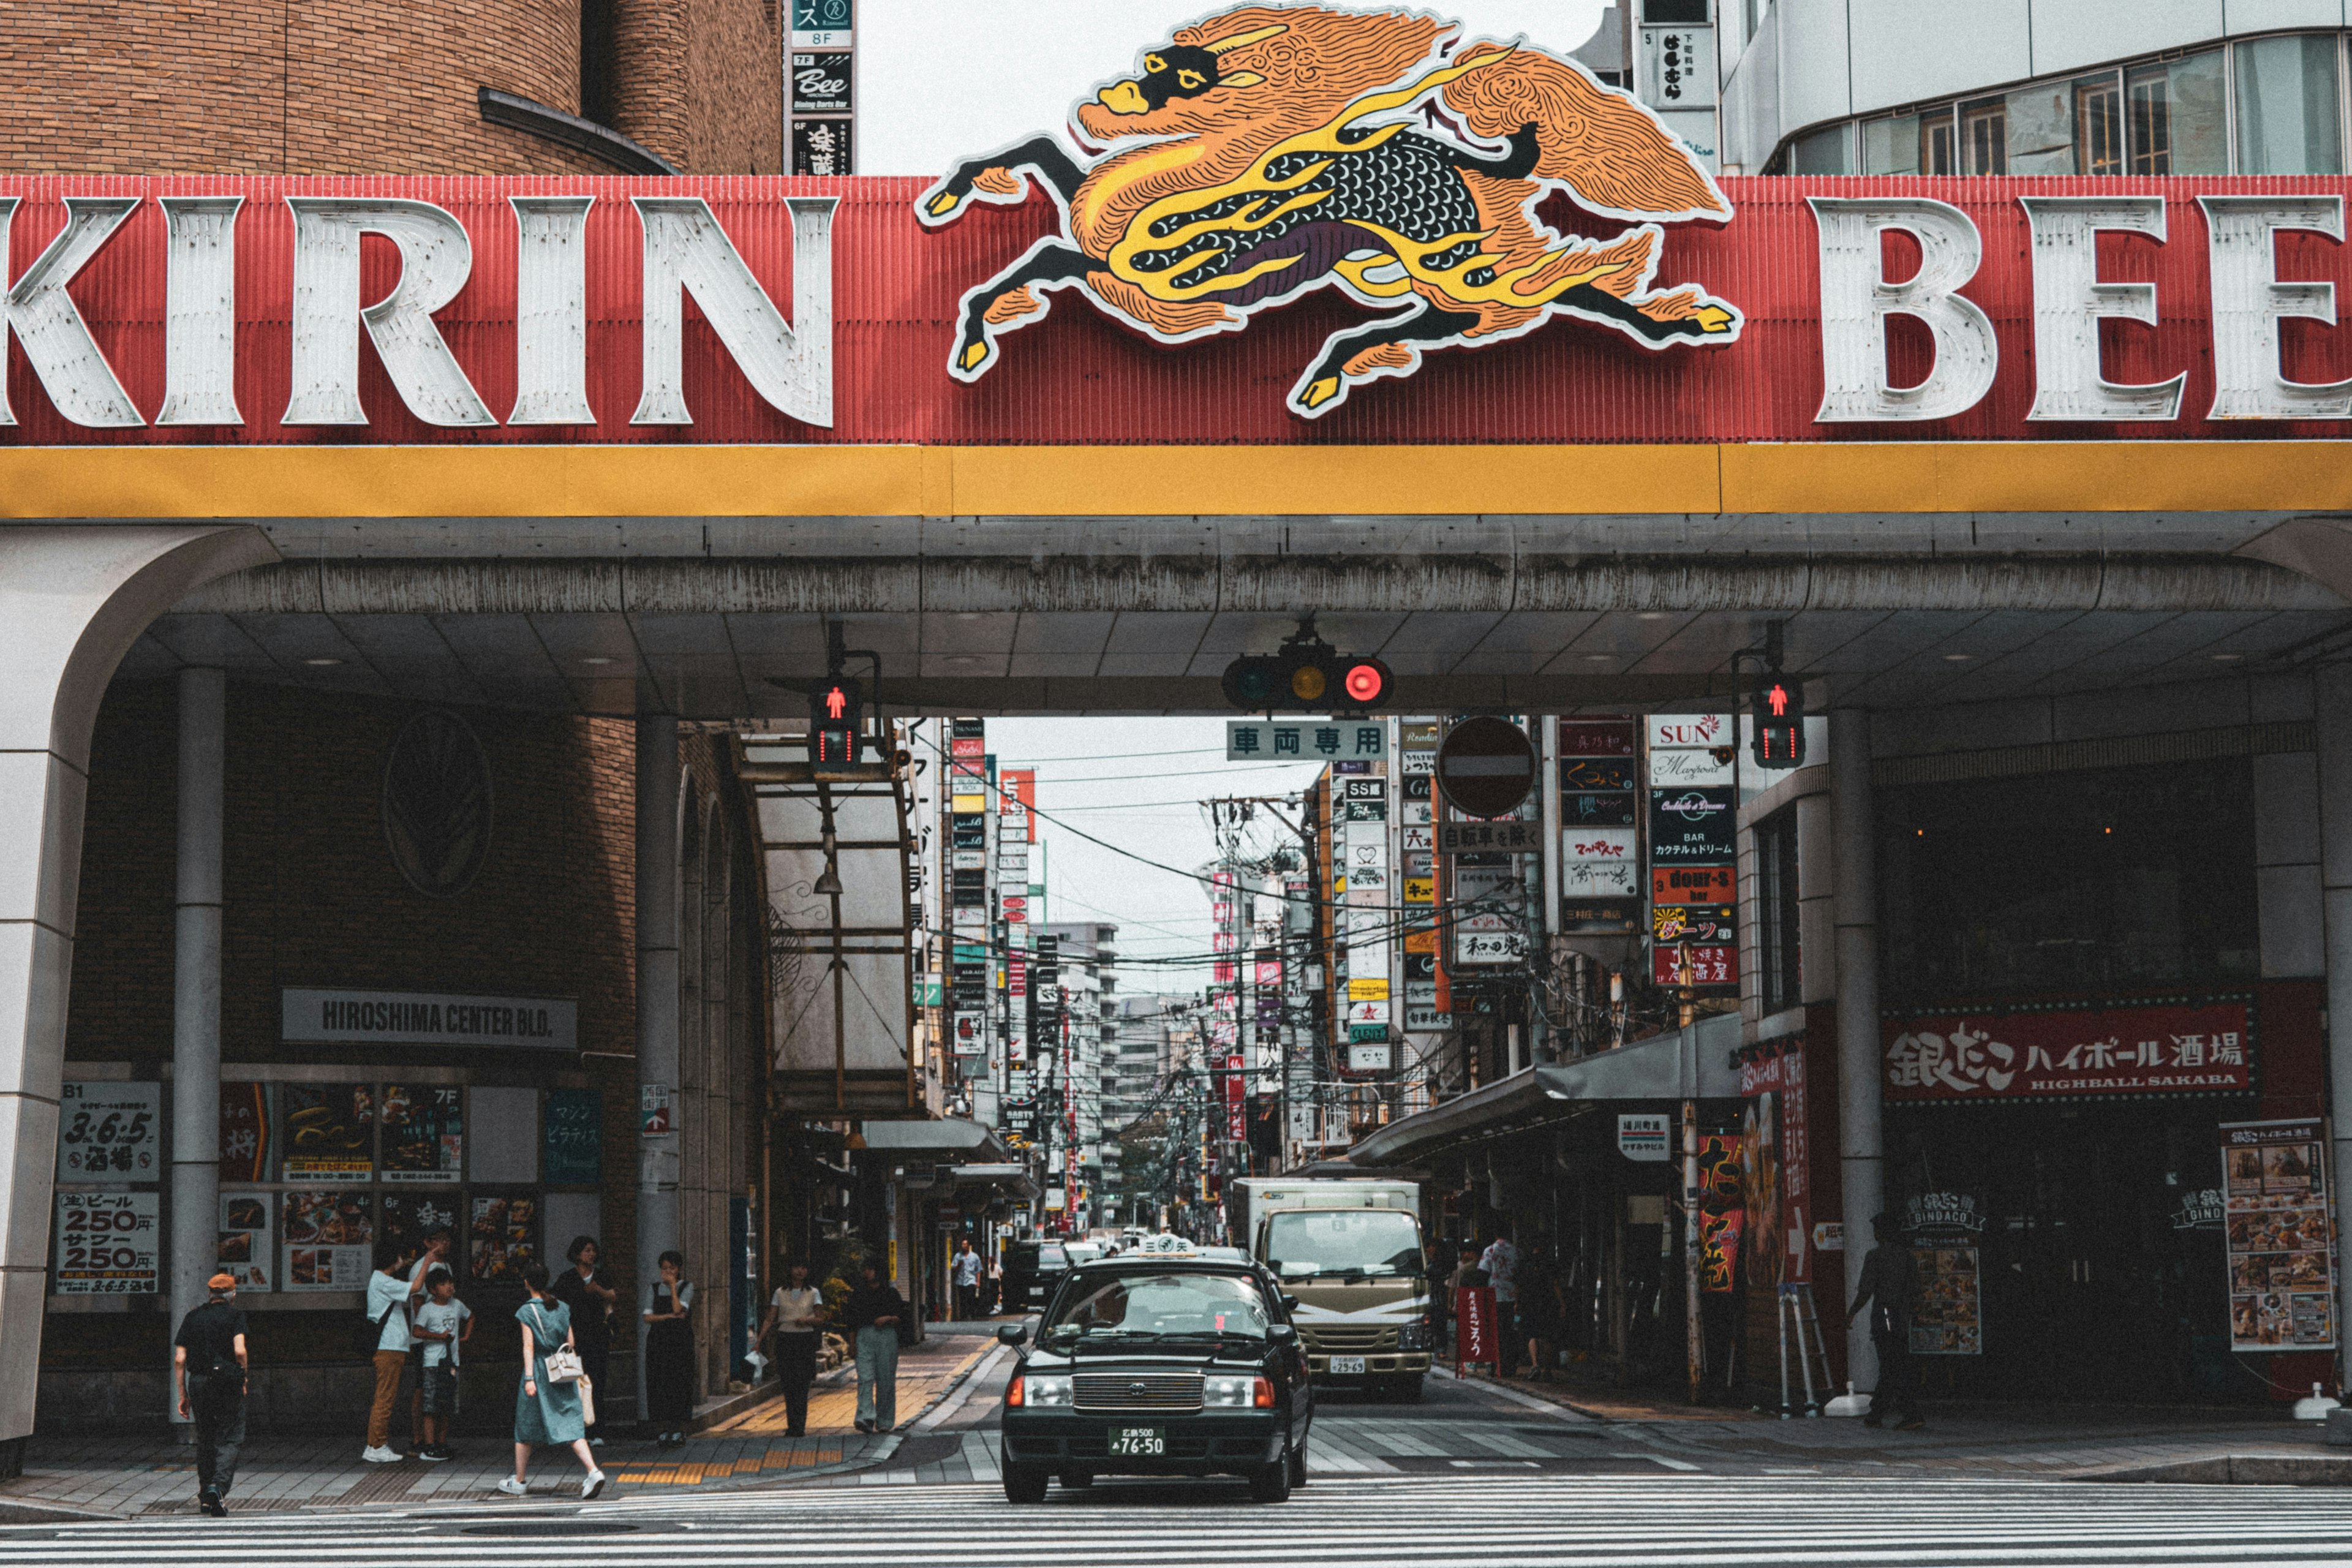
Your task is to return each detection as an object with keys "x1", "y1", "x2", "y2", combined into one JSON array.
[{"x1": 412, "y1": 1267, "x2": 472, "y2": 1461}]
